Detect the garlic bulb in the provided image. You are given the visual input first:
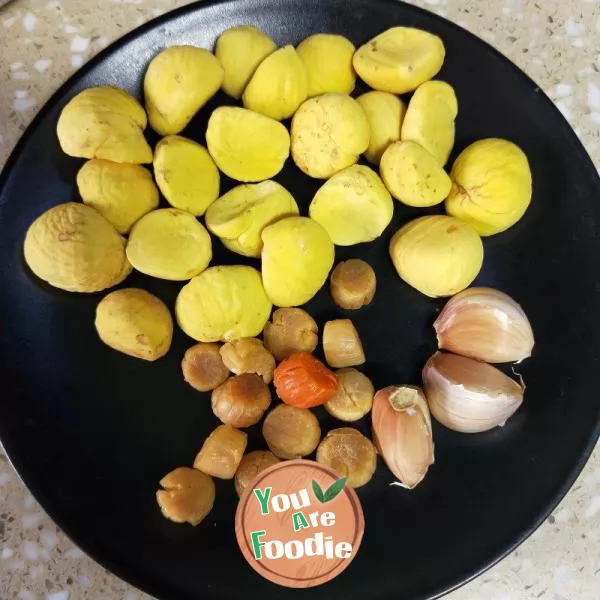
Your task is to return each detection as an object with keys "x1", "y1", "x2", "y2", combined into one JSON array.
[
  {"x1": 371, "y1": 385, "x2": 434, "y2": 489},
  {"x1": 434, "y1": 287, "x2": 534, "y2": 363},
  {"x1": 422, "y1": 351, "x2": 524, "y2": 433}
]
